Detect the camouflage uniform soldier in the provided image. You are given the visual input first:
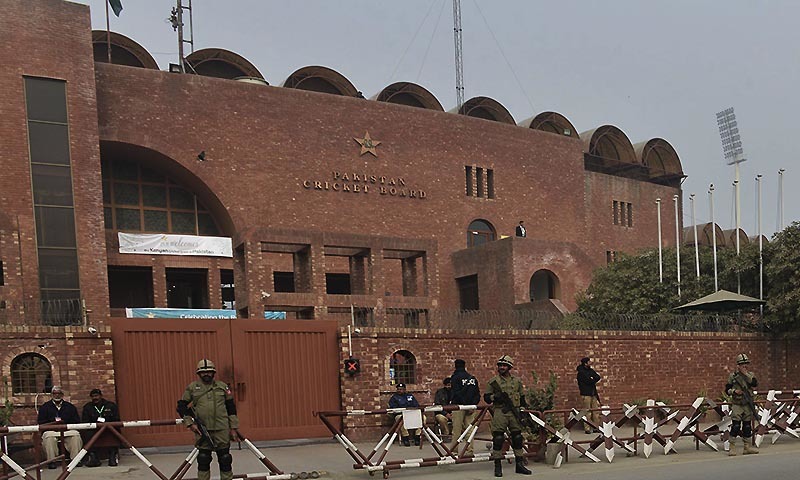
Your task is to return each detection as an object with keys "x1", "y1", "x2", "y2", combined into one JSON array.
[
  {"x1": 177, "y1": 359, "x2": 241, "y2": 480},
  {"x1": 725, "y1": 353, "x2": 759, "y2": 456},
  {"x1": 484, "y1": 355, "x2": 531, "y2": 477}
]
